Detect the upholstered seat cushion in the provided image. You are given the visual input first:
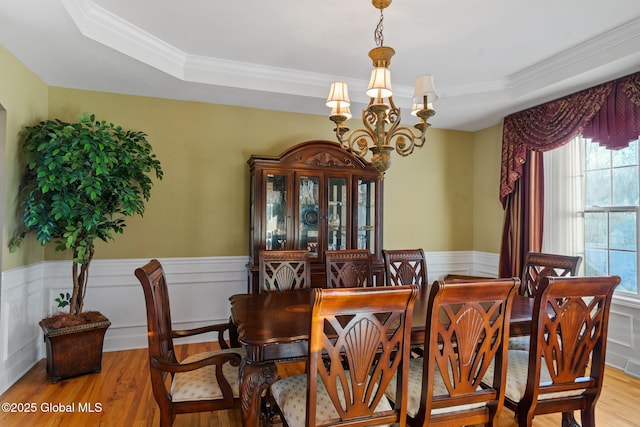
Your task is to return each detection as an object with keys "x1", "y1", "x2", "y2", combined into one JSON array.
[
  {"x1": 482, "y1": 350, "x2": 585, "y2": 402},
  {"x1": 271, "y1": 373, "x2": 393, "y2": 427},
  {"x1": 385, "y1": 357, "x2": 486, "y2": 417},
  {"x1": 171, "y1": 347, "x2": 246, "y2": 402}
]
